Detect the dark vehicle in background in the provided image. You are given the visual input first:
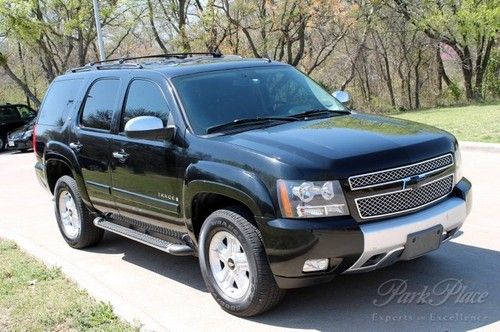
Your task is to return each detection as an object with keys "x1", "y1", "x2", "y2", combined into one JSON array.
[
  {"x1": 0, "y1": 103, "x2": 36, "y2": 152},
  {"x1": 6, "y1": 118, "x2": 36, "y2": 152},
  {"x1": 33, "y1": 54, "x2": 472, "y2": 317}
]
